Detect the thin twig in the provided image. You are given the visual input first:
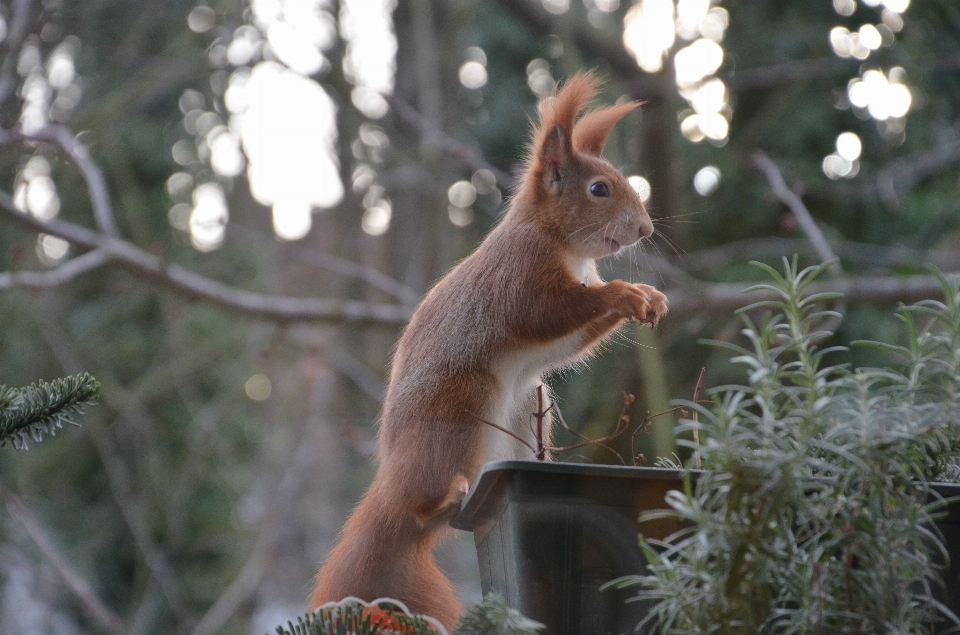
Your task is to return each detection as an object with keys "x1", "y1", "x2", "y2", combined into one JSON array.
[
  {"x1": 548, "y1": 396, "x2": 635, "y2": 465},
  {"x1": 24, "y1": 125, "x2": 122, "y2": 237},
  {"x1": 751, "y1": 150, "x2": 841, "y2": 275},
  {"x1": 0, "y1": 249, "x2": 109, "y2": 290},
  {"x1": 466, "y1": 410, "x2": 537, "y2": 455},
  {"x1": 632, "y1": 406, "x2": 687, "y2": 466},
  {"x1": 1, "y1": 486, "x2": 129, "y2": 635},
  {"x1": 189, "y1": 379, "x2": 319, "y2": 635},
  {"x1": 691, "y1": 368, "x2": 706, "y2": 470},
  {"x1": 534, "y1": 385, "x2": 546, "y2": 460},
  {"x1": 752, "y1": 150, "x2": 847, "y2": 334},
  {"x1": 387, "y1": 95, "x2": 514, "y2": 188},
  {"x1": 89, "y1": 426, "x2": 191, "y2": 622}
]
